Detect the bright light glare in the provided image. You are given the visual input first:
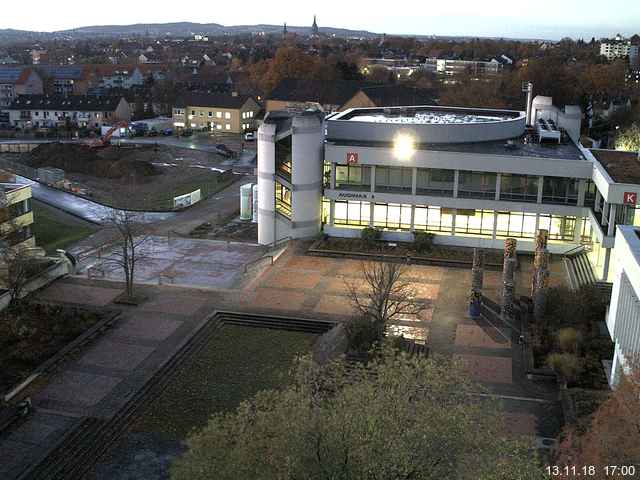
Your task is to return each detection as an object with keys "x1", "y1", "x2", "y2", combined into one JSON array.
[{"x1": 393, "y1": 134, "x2": 416, "y2": 160}]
